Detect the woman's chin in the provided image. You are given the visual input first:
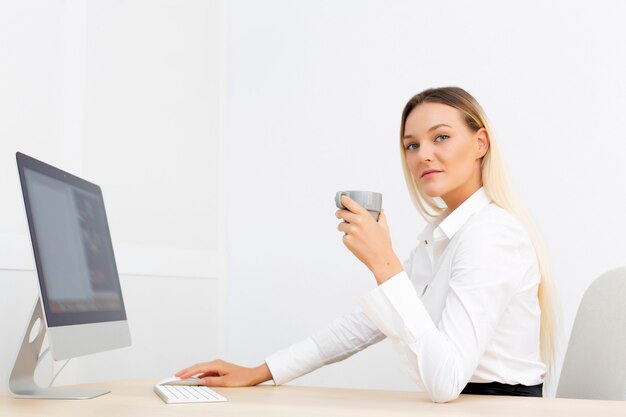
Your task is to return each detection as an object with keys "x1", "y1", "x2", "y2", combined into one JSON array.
[{"x1": 420, "y1": 186, "x2": 444, "y2": 199}]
